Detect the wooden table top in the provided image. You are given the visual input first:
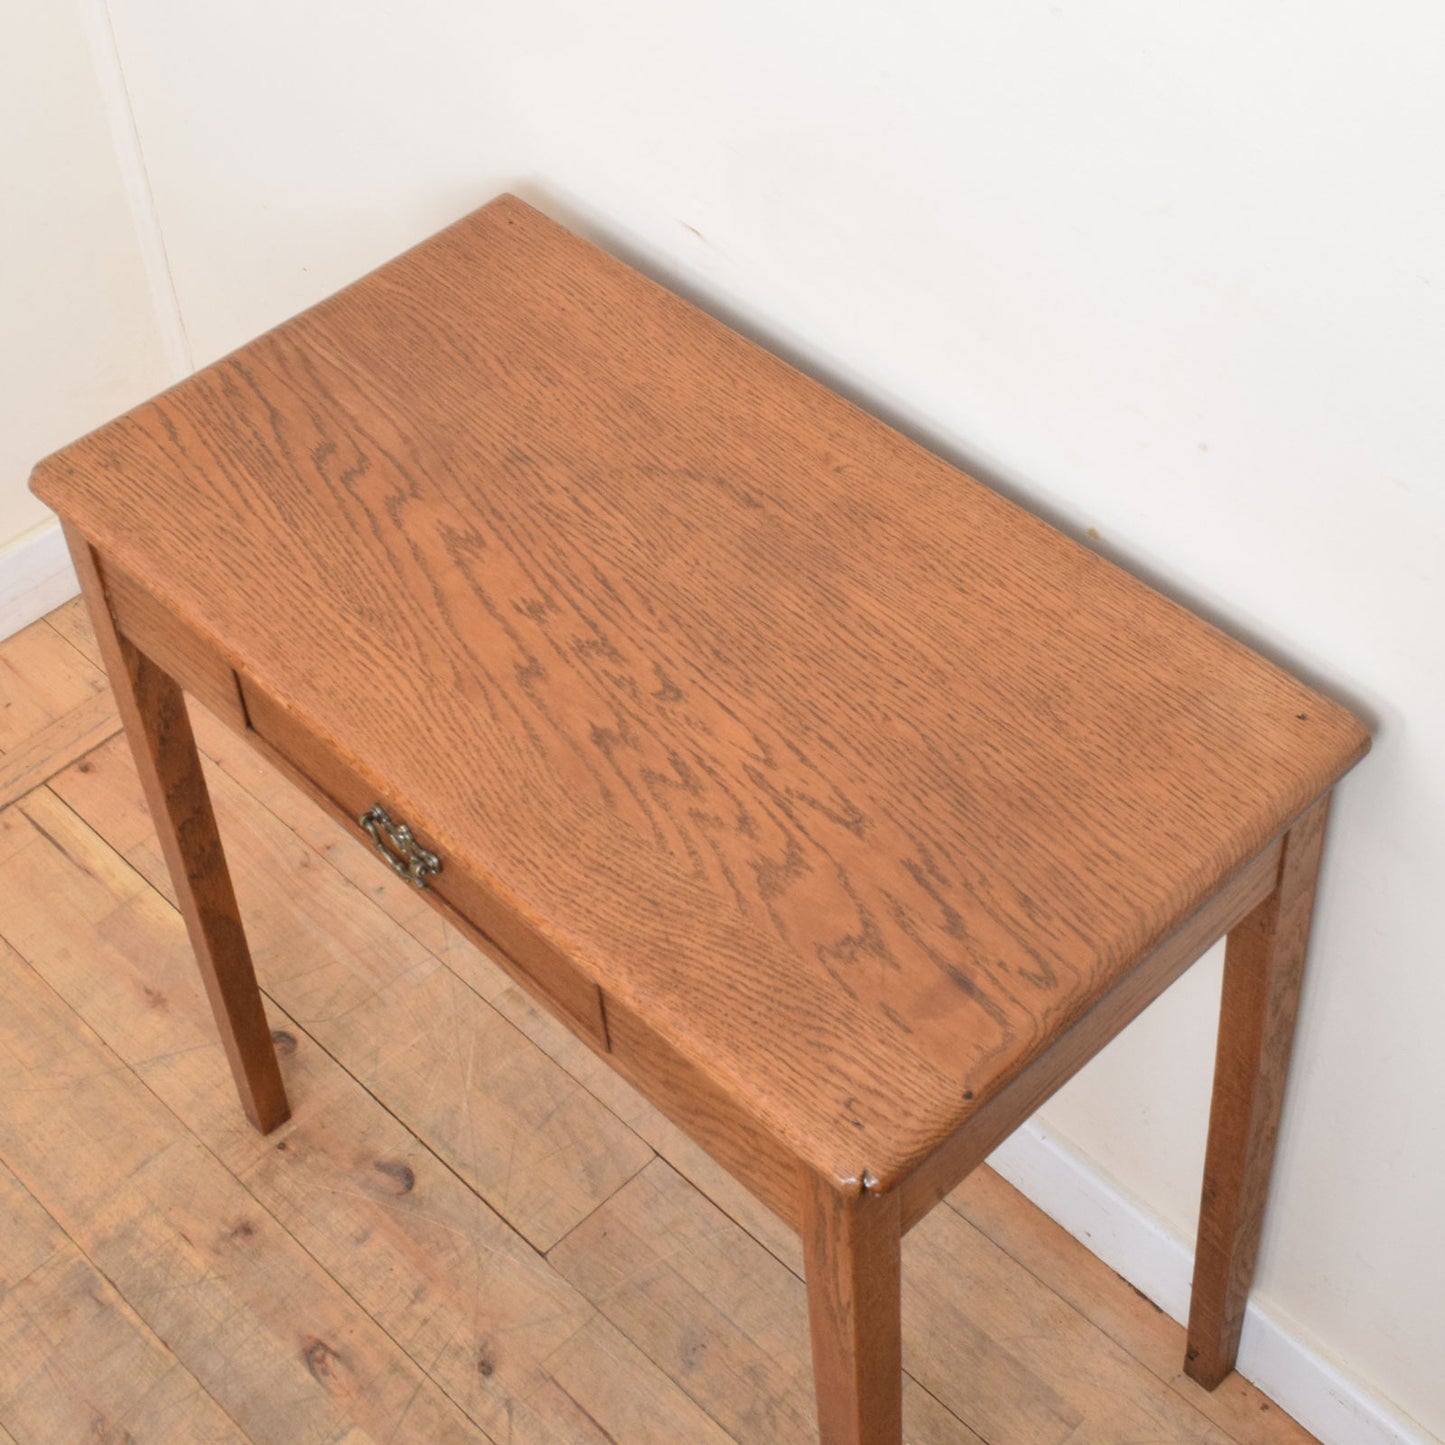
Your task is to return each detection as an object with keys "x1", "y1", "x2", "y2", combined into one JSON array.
[{"x1": 34, "y1": 195, "x2": 1368, "y2": 1192}]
